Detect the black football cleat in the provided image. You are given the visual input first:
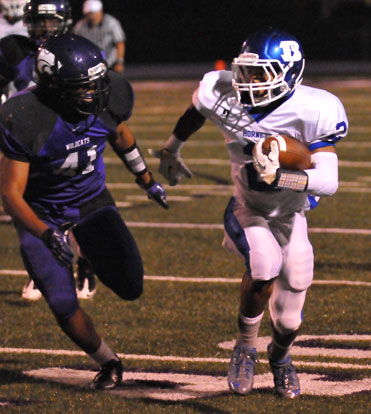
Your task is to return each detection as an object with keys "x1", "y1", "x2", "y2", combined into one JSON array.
[{"x1": 92, "y1": 358, "x2": 123, "y2": 390}]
